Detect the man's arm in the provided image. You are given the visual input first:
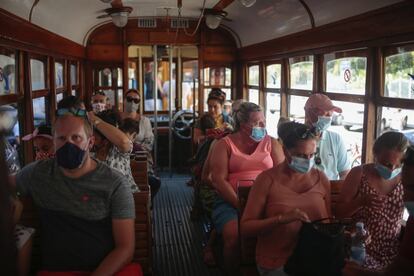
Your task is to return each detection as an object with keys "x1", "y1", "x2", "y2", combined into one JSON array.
[{"x1": 91, "y1": 219, "x2": 135, "y2": 276}]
